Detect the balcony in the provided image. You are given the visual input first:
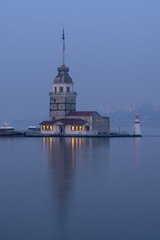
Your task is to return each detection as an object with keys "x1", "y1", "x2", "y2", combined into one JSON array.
[{"x1": 49, "y1": 91, "x2": 77, "y2": 96}]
